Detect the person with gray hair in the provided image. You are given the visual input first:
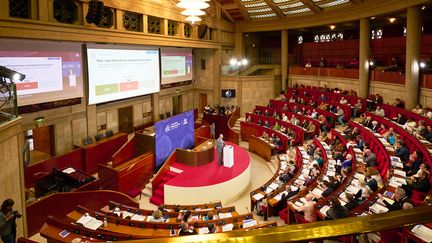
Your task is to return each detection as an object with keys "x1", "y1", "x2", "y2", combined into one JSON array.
[
  {"x1": 216, "y1": 134, "x2": 225, "y2": 166},
  {"x1": 378, "y1": 188, "x2": 414, "y2": 211},
  {"x1": 363, "y1": 149, "x2": 377, "y2": 167},
  {"x1": 178, "y1": 222, "x2": 197, "y2": 236}
]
